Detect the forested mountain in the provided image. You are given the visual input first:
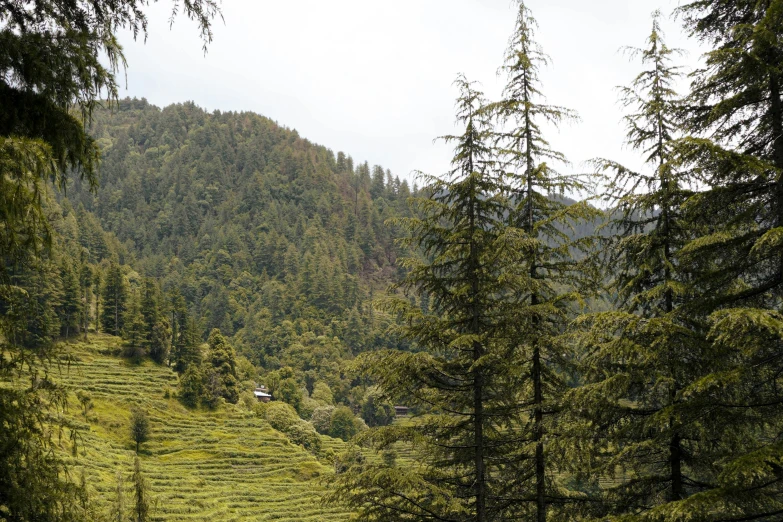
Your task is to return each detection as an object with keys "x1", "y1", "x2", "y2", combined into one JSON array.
[
  {"x1": 64, "y1": 98, "x2": 415, "y2": 382},
  {"x1": 4, "y1": 0, "x2": 783, "y2": 521}
]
